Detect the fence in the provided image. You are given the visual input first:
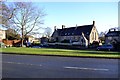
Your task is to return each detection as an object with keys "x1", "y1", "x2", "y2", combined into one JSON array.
[{"x1": 2, "y1": 40, "x2": 21, "y2": 47}]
